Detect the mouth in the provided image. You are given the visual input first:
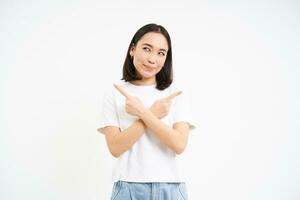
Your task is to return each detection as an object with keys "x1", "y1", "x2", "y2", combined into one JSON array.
[{"x1": 143, "y1": 64, "x2": 155, "y2": 72}]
